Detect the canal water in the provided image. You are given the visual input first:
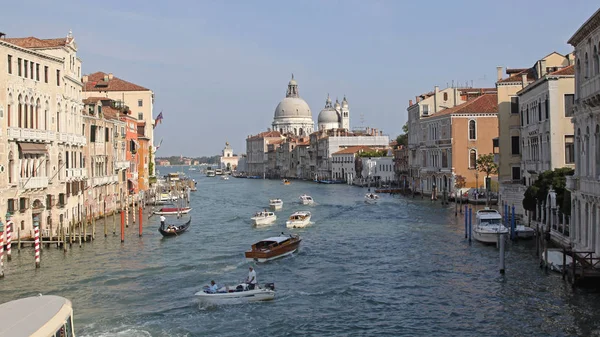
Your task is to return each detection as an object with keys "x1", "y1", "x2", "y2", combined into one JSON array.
[{"x1": 1, "y1": 167, "x2": 600, "y2": 336}]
